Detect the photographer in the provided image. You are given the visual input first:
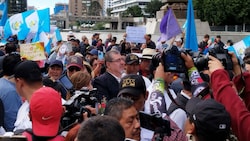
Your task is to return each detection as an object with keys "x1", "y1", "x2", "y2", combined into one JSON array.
[{"x1": 209, "y1": 54, "x2": 250, "y2": 141}]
